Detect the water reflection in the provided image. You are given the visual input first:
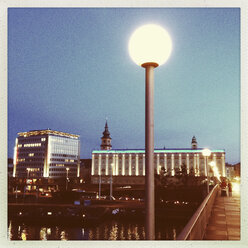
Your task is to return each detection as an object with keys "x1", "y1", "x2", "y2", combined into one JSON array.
[
  {"x1": 40, "y1": 227, "x2": 47, "y2": 240},
  {"x1": 8, "y1": 221, "x2": 13, "y2": 240},
  {"x1": 60, "y1": 230, "x2": 68, "y2": 240},
  {"x1": 8, "y1": 219, "x2": 184, "y2": 240}
]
